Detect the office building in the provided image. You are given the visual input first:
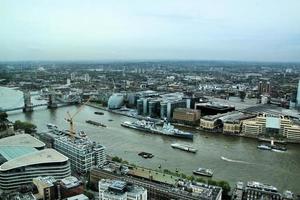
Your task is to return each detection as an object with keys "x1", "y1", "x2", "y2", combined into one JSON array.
[
  {"x1": 297, "y1": 80, "x2": 300, "y2": 108},
  {"x1": 232, "y1": 181, "x2": 282, "y2": 200},
  {"x1": 172, "y1": 108, "x2": 200, "y2": 126},
  {"x1": 241, "y1": 114, "x2": 300, "y2": 142},
  {"x1": 0, "y1": 134, "x2": 71, "y2": 191},
  {"x1": 99, "y1": 179, "x2": 147, "y2": 200},
  {"x1": 148, "y1": 99, "x2": 161, "y2": 118},
  {"x1": 222, "y1": 112, "x2": 256, "y2": 134},
  {"x1": 33, "y1": 176, "x2": 57, "y2": 200},
  {"x1": 70, "y1": 72, "x2": 76, "y2": 81},
  {"x1": 84, "y1": 73, "x2": 90, "y2": 82},
  {"x1": 33, "y1": 176, "x2": 84, "y2": 200},
  {"x1": 258, "y1": 78, "x2": 271, "y2": 95},
  {"x1": 54, "y1": 136, "x2": 106, "y2": 173}
]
